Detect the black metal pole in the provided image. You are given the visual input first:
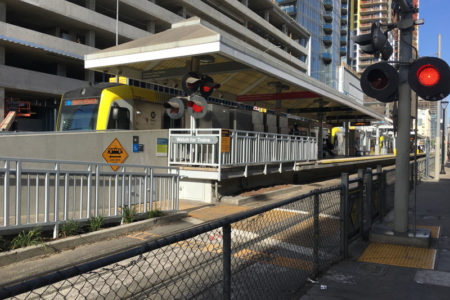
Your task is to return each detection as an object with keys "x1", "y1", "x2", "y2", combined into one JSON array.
[
  {"x1": 440, "y1": 105, "x2": 447, "y2": 174},
  {"x1": 223, "y1": 224, "x2": 231, "y2": 300}
]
